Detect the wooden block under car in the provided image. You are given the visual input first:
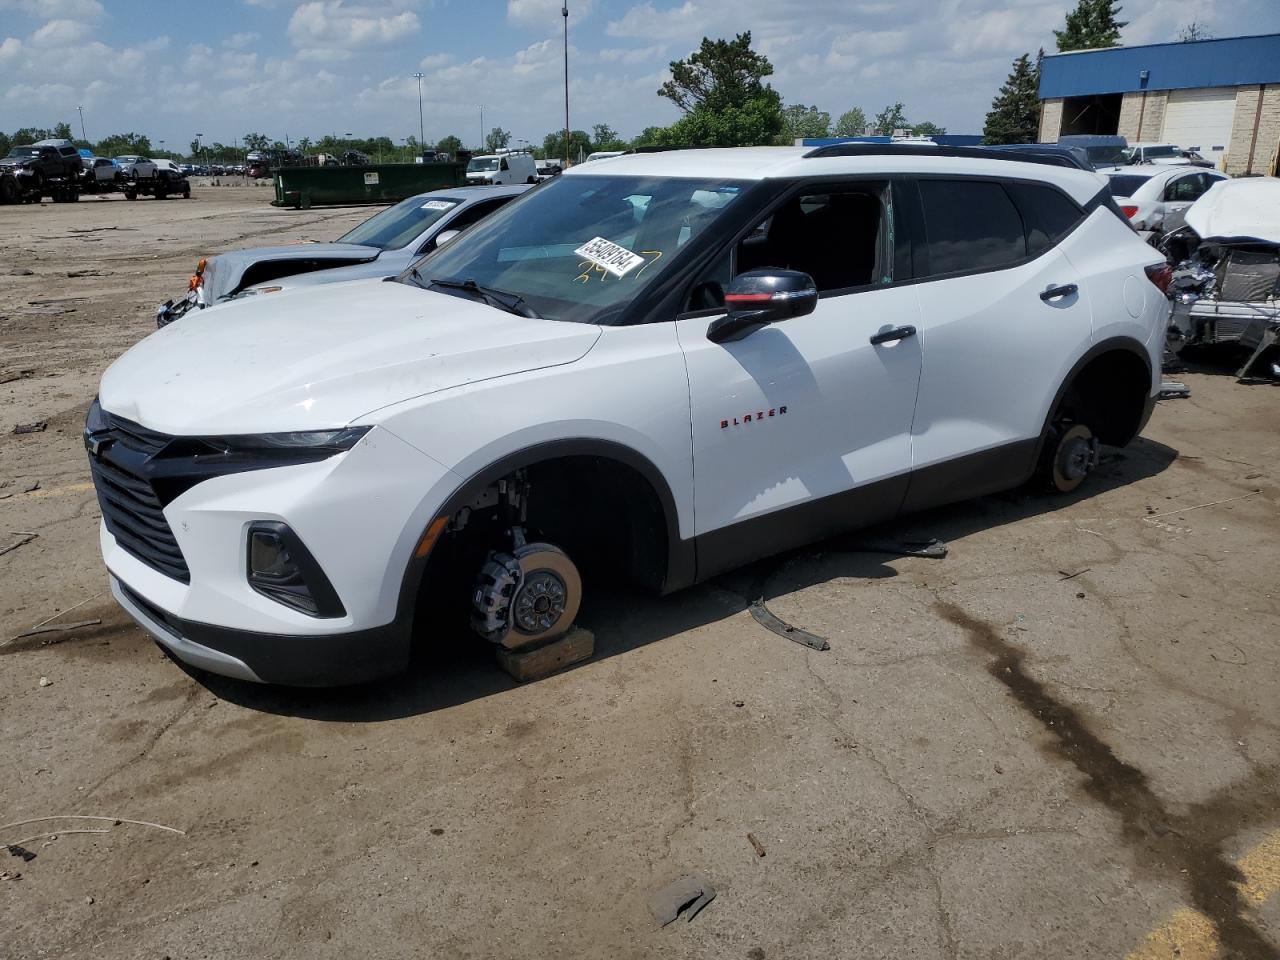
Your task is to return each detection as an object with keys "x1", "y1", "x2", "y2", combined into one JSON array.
[{"x1": 495, "y1": 627, "x2": 595, "y2": 682}]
